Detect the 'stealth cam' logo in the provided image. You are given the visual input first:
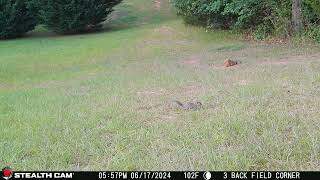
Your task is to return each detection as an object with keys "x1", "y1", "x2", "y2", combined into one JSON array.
[{"x1": 1, "y1": 167, "x2": 12, "y2": 180}]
